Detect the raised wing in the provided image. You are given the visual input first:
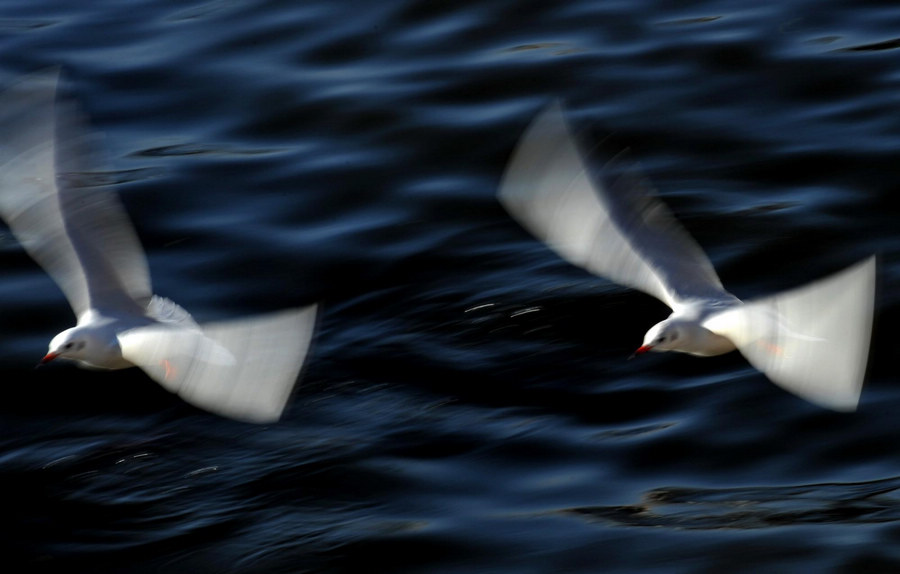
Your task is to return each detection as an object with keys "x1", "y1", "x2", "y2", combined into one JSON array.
[
  {"x1": 498, "y1": 101, "x2": 731, "y2": 309},
  {"x1": 703, "y1": 257, "x2": 875, "y2": 411},
  {"x1": 118, "y1": 305, "x2": 318, "y2": 423},
  {"x1": 0, "y1": 69, "x2": 151, "y2": 319}
]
